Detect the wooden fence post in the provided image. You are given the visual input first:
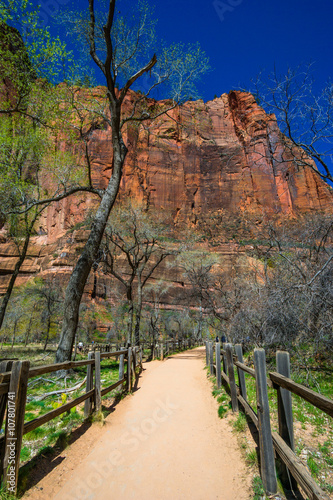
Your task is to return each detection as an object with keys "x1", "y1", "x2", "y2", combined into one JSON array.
[
  {"x1": 254, "y1": 348, "x2": 277, "y2": 495},
  {"x1": 235, "y1": 344, "x2": 247, "y2": 401},
  {"x1": 127, "y1": 347, "x2": 132, "y2": 392},
  {"x1": 139, "y1": 346, "x2": 143, "y2": 367},
  {"x1": 161, "y1": 343, "x2": 164, "y2": 361},
  {"x1": 2, "y1": 360, "x2": 29, "y2": 495},
  {"x1": 119, "y1": 348, "x2": 125, "y2": 380},
  {"x1": 209, "y1": 342, "x2": 214, "y2": 376},
  {"x1": 133, "y1": 347, "x2": 136, "y2": 370},
  {"x1": 216, "y1": 342, "x2": 221, "y2": 389},
  {"x1": 0, "y1": 361, "x2": 13, "y2": 443},
  {"x1": 276, "y1": 350, "x2": 297, "y2": 492},
  {"x1": 132, "y1": 348, "x2": 137, "y2": 383},
  {"x1": 205, "y1": 341, "x2": 209, "y2": 366},
  {"x1": 84, "y1": 352, "x2": 94, "y2": 417},
  {"x1": 222, "y1": 342, "x2": 227, "y2": 374},
  {"x1": 225, "y1": 344, "x2": 238, "y2": 412},
  {"x1": 94, "y1": 351, "x2": 101, "y2": 414}
]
